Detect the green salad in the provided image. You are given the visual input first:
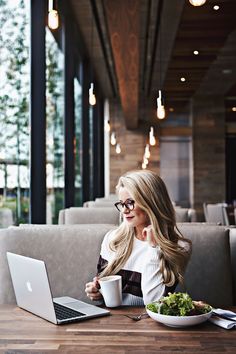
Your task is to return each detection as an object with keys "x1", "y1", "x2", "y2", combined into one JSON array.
[{"x1": 146, "y1": 292, "x2": 212, "y2": 317}]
